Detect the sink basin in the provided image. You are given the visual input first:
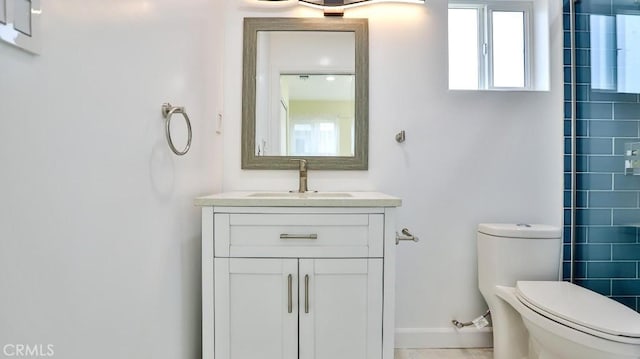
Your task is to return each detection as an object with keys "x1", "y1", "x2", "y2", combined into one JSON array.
[{"x1": 248, "y1": 192, "x2": 353, "y2": 198}]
